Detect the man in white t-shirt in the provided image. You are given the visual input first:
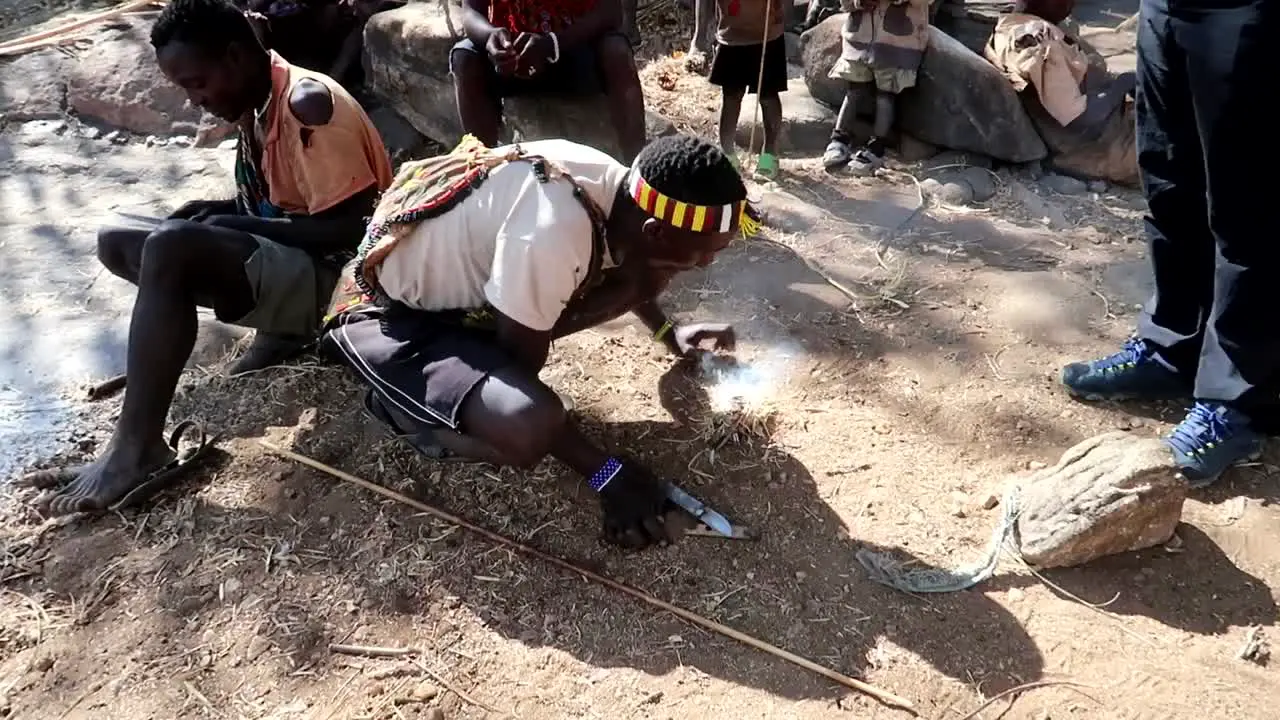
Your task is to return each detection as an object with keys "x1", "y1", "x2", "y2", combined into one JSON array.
[{"x1": 322, "y1": 133, "x2": 756, "y2": 550}]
